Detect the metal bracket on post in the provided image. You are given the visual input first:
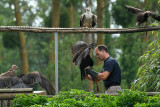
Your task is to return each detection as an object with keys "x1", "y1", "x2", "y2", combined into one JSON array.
[{"x1": 55, "y1": 32, "x2": 58, "y2": 95}]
